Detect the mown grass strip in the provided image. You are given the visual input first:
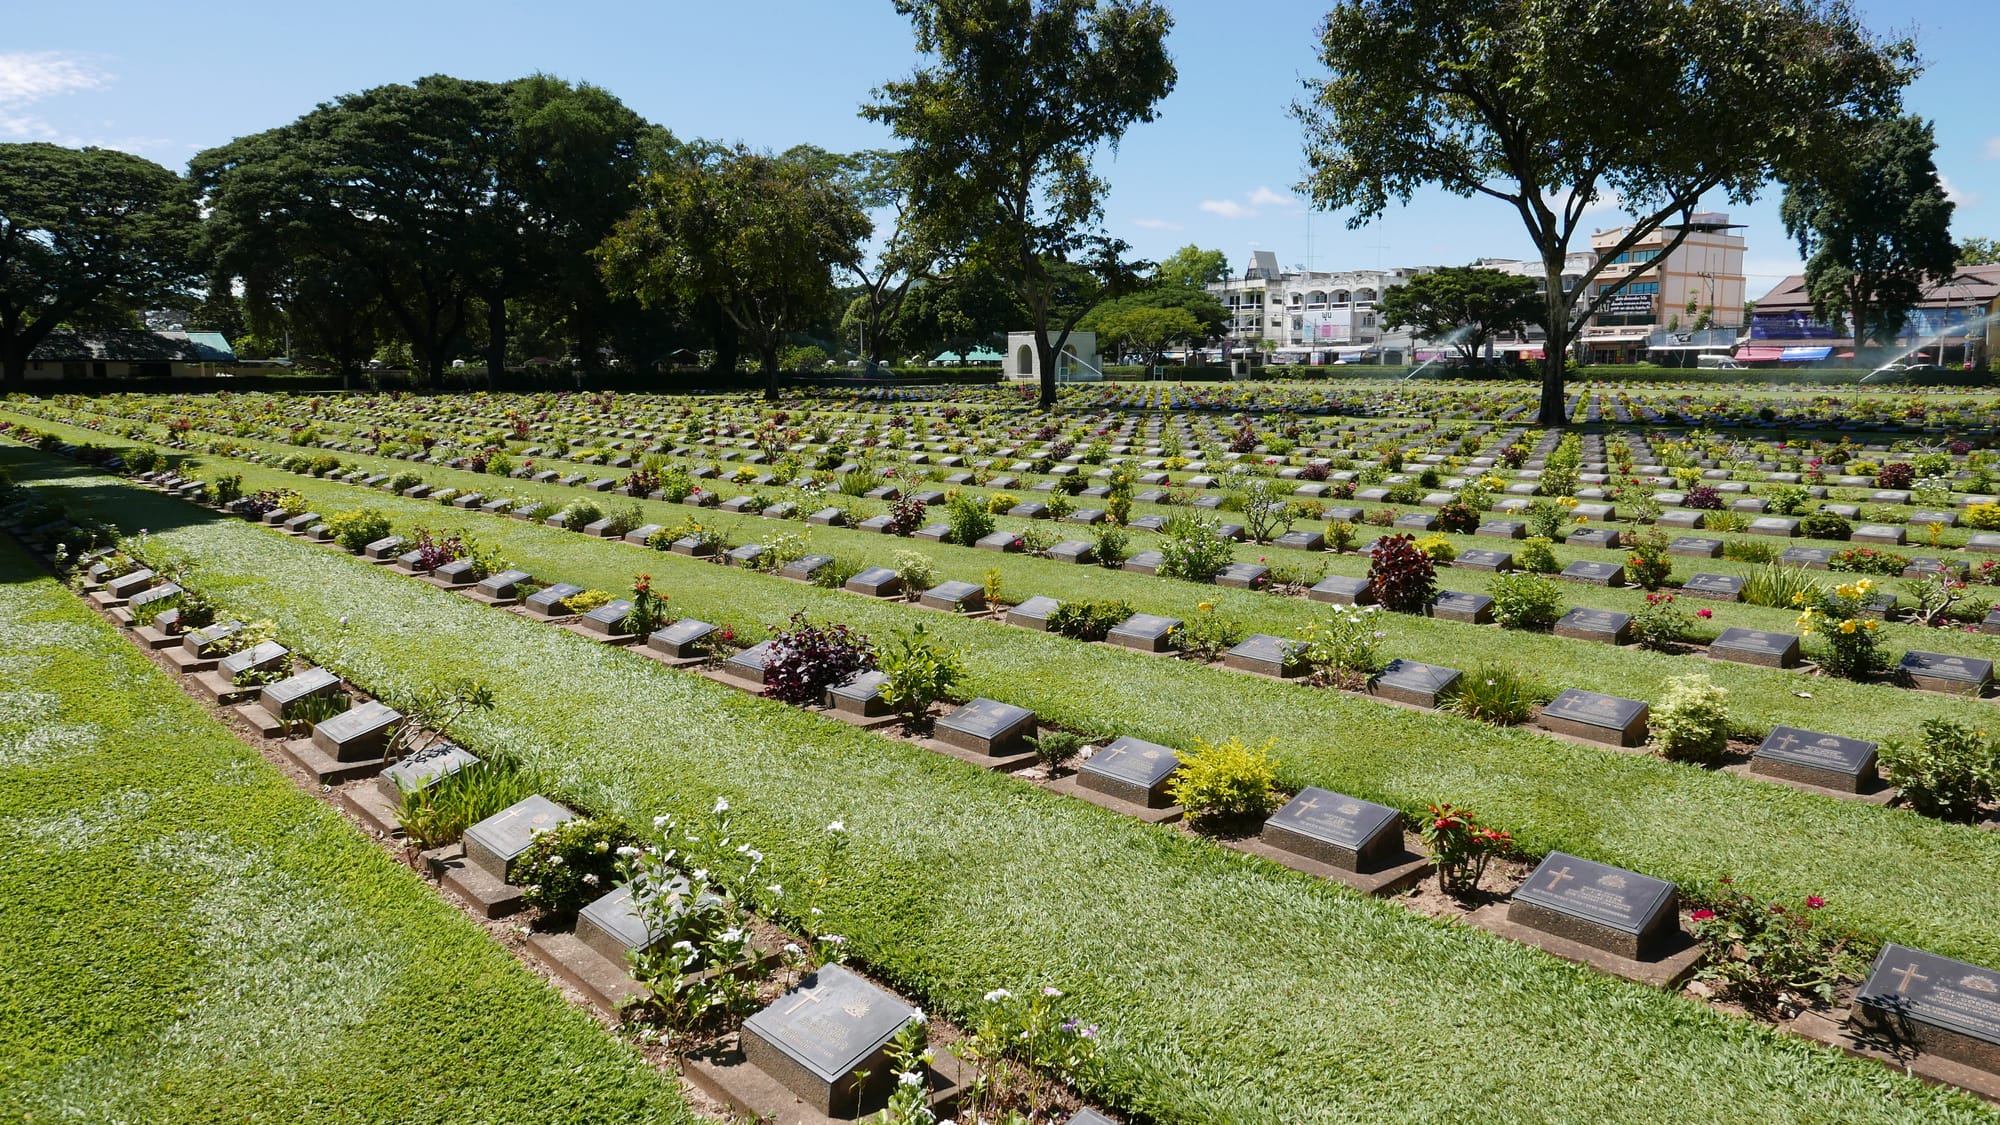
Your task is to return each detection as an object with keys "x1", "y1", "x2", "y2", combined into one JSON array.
[
  {"x1": 15, "y1": 459, "x2": 1999, "y2": 1123},
  {"x1": 18, "y1": 442, "x2": 2000, "y2": 975},
  {"x1": 0, "y1": 531, "x2": 691, "y2": 1125},
  {"x1": 13, "y1": 405, "x2": 1992, "y2": 747}
]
